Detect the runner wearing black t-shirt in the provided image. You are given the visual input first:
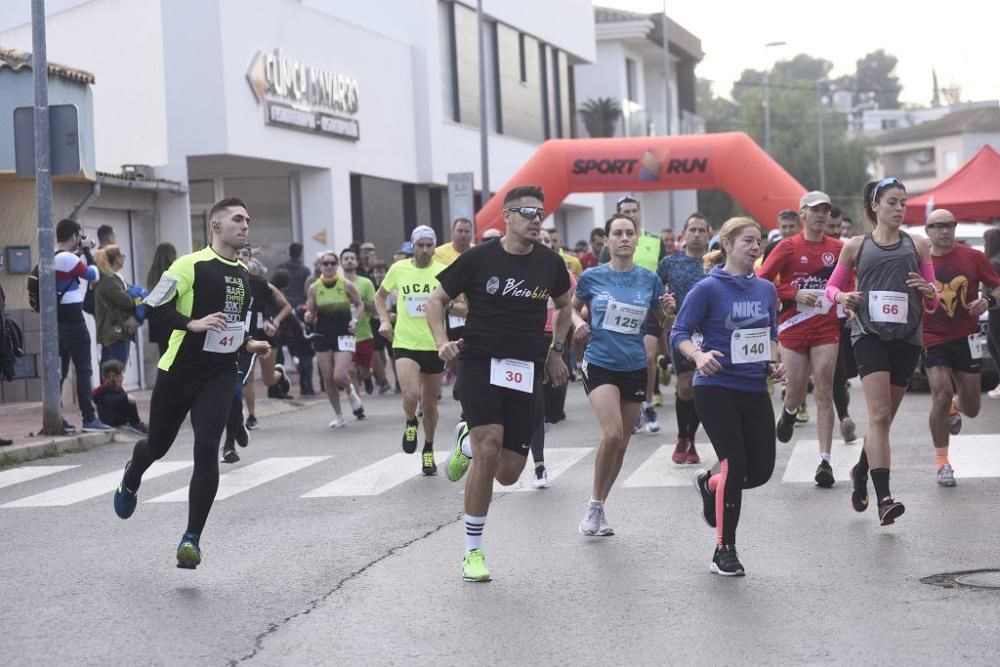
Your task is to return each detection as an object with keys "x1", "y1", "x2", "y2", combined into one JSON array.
[{"x1": 428, "y1": 186, "x2": 572, "y2": 583}]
